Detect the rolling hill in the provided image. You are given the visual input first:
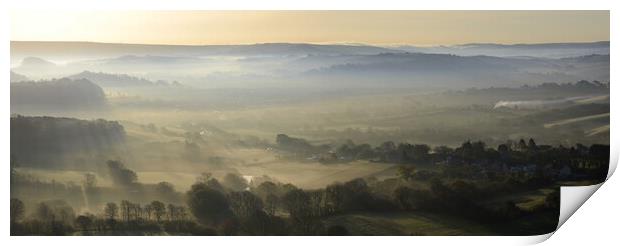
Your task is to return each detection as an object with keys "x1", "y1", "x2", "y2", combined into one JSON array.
[{"x1": 10, "y1": 78, "x2": 107, "y2": 112}]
